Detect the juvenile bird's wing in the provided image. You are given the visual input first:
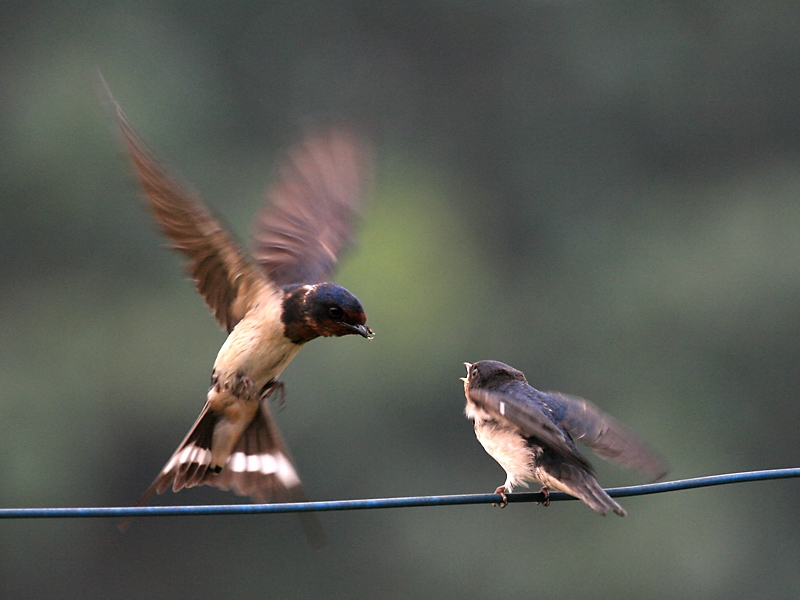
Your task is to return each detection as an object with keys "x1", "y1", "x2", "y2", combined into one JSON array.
[
  {"x1": 544, "y1": 391, "x2": 668, "y2": 481},
  {"x1": 109, "y1": 93, "x2": 271, "y2": 333},
  {"x1": 251, "y1": 125, "x2": 372, "y2": 286},
  {"x1": 468, "y1": 382, "x2": 593, "y2": 472}
]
